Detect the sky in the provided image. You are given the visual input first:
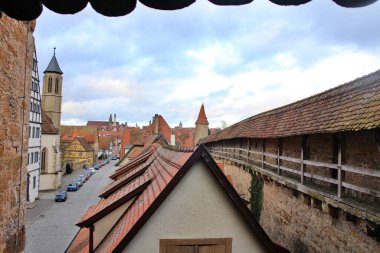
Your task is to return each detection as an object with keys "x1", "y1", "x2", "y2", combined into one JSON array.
[{"x1": 34, "y1": 1, "x2": 380, "y2": 128}]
